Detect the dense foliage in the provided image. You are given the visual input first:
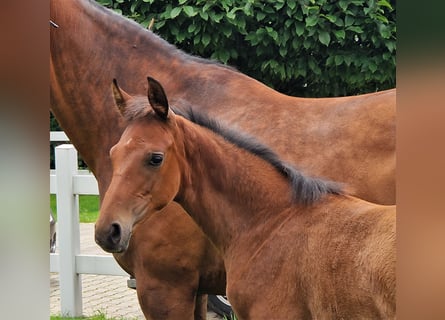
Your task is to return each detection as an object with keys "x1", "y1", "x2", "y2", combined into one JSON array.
[{"x1": 96, "y1": 0, "x2": 395, "y2": 97}]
